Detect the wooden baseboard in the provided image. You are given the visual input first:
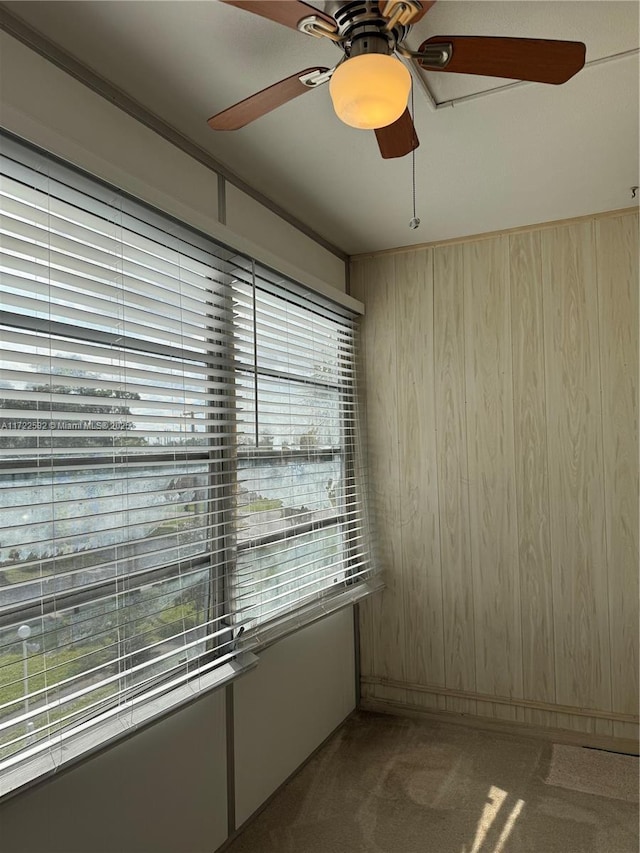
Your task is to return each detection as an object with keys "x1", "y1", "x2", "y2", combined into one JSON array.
[
  {"x1": 360, "y1": 697, "x2": 640, "y2": 756},
  {"x1": 360, "y1": 675, "x2": 639, "y2": 724}
]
